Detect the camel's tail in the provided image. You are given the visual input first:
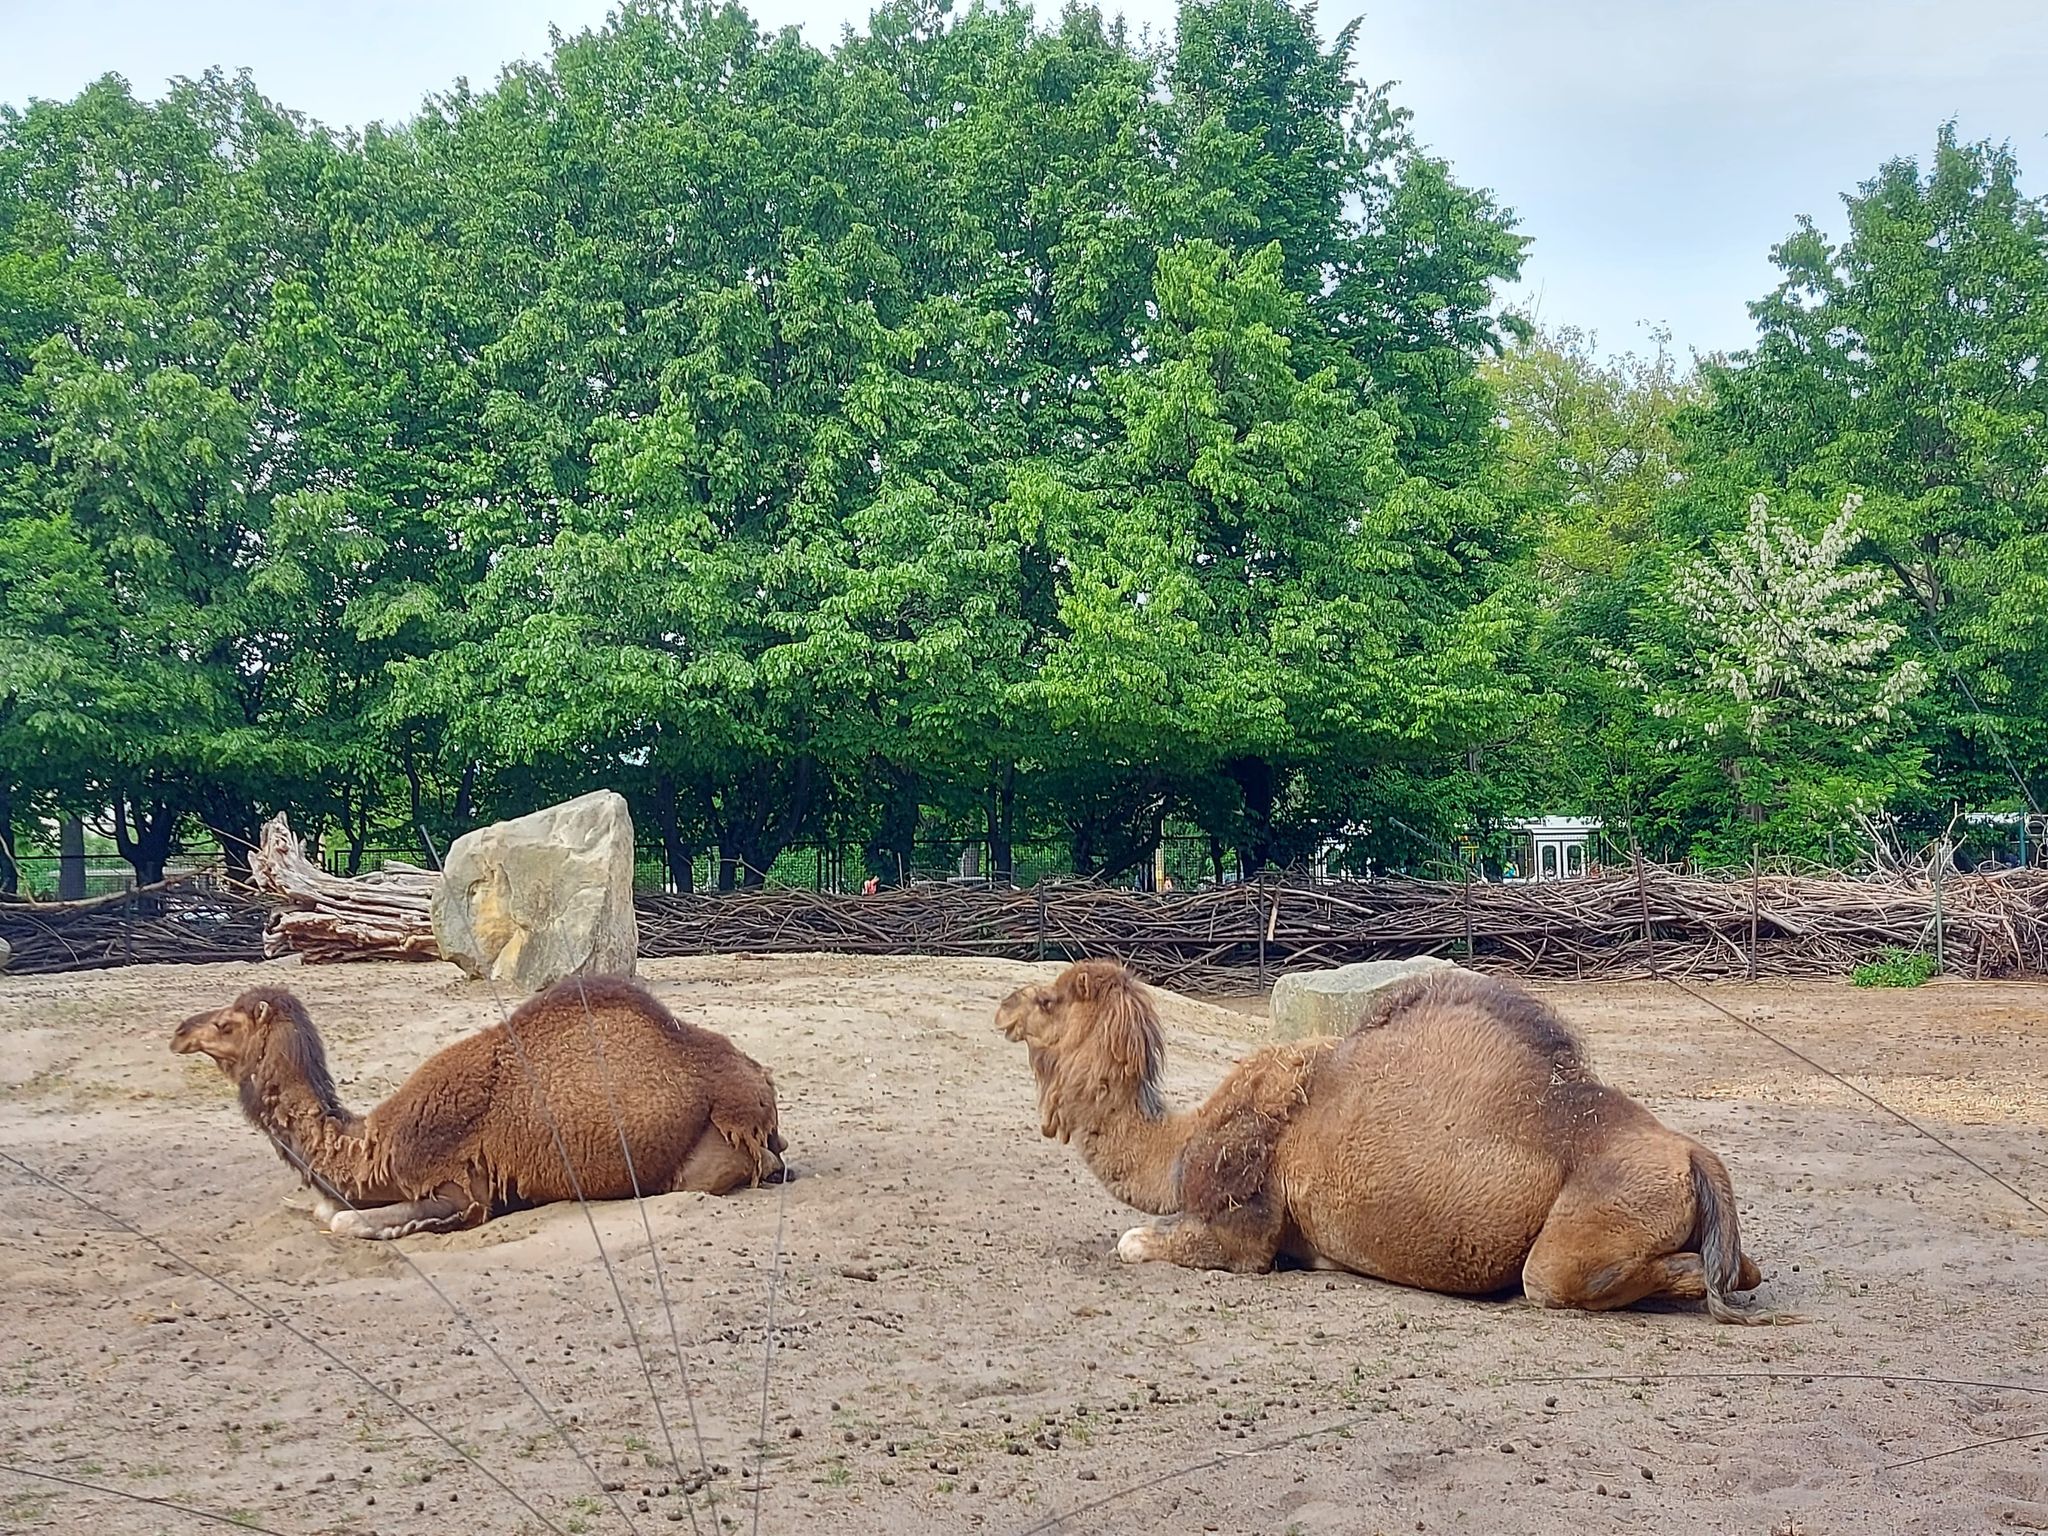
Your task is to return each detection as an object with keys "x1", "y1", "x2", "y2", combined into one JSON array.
[{"x1": 1689, "y1": 1146, "x2": 1791, "y2": 1326}]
